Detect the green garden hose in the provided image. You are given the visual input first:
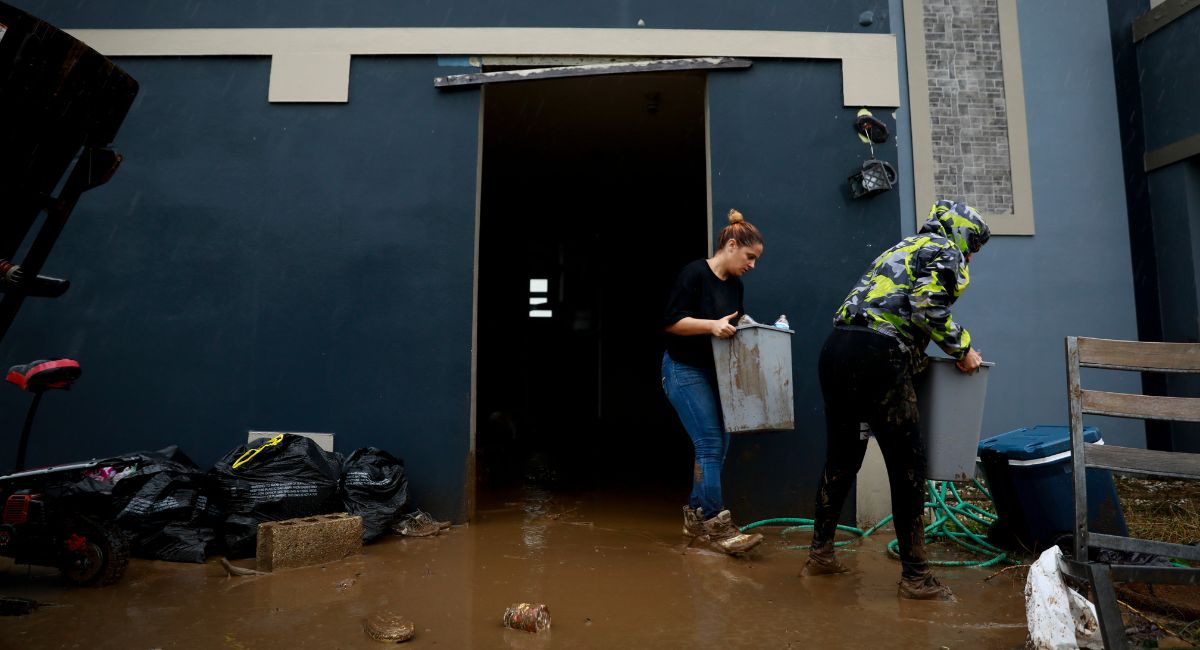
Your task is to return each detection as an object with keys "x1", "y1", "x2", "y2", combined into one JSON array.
[{"x1": 740, "y1": 478, "x2": 1018, "y2": 568}]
